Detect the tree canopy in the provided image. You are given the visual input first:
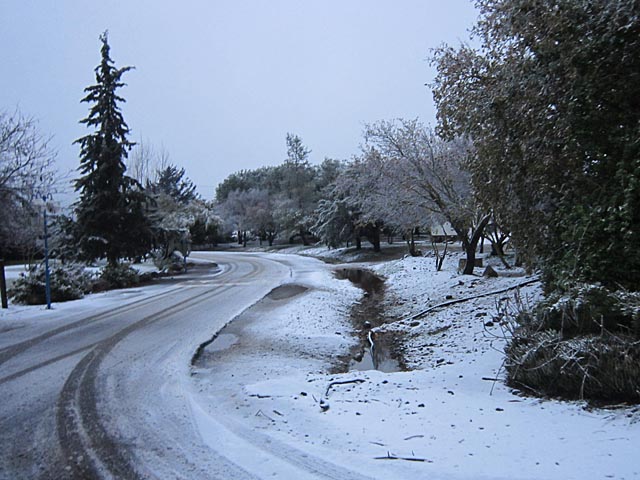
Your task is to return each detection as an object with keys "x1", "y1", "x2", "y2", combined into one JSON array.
[{"x1": 431, "y1": 0, "x2": 640, "y2": 289}]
